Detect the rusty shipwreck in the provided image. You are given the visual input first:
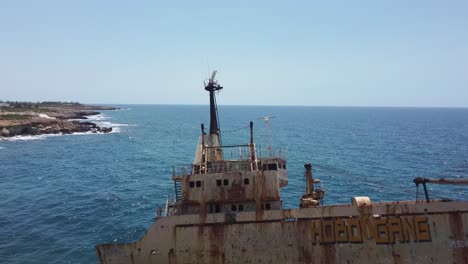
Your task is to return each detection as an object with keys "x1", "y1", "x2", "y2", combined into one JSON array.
[{"x1": 96, "y1": 72, "x2": 468, "y2": 263}]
